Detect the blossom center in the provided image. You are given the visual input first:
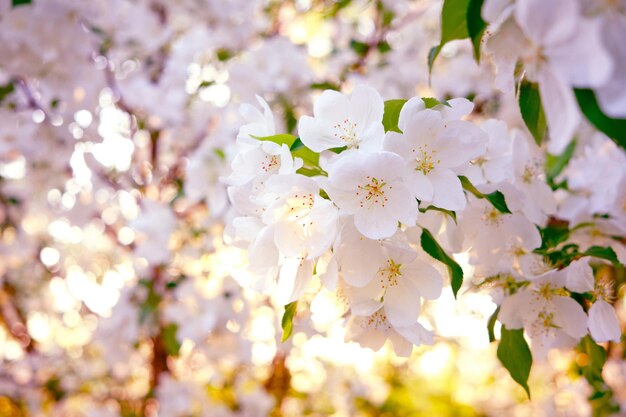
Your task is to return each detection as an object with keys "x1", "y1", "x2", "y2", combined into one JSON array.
[
  {"x1": 356, "y1": 176, "x2": 389, "y2": 208},
  {"x1": 285, "y1": 193, "x2": 315, "y2": 222},
  {"x1": 521, "y1": 160, "x2": 542, "y2": 184},
  {"x1": 364, "y1": 310, "x2": 392, "y2": 331},
  {"x1": 413, "y1": 144, "x2": 439, "y2": 174},
  {"x1": 482, "y1": 207, "x2": 503, "y2": 226},
  {"x1": 261, "y1": 155, "x2": 280, "y2": 172},
  {"x1": 378, "y1": 259, "x2": 402, "y2": 288},
  {"x1": 333, "y1": 119, "x2": 359, "y2": 148}
]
